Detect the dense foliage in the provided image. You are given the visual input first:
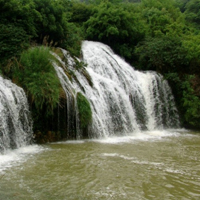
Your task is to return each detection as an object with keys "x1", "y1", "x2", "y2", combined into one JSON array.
[
  {"x1": 1, "y1": 0, "x2": 200, "y2": 137},
  {"x1": 84, "y1": 1, "x2": 145, "y2": 60},
  {"x1": 135, "y1": 36, "x2": 188, "y2": 73},
  {"x1": 0, "y1": 0, "x2": 82, "y2": 59},
  {"x1": 0, "y1": 24, "x2": 29, "y2": 74}
]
